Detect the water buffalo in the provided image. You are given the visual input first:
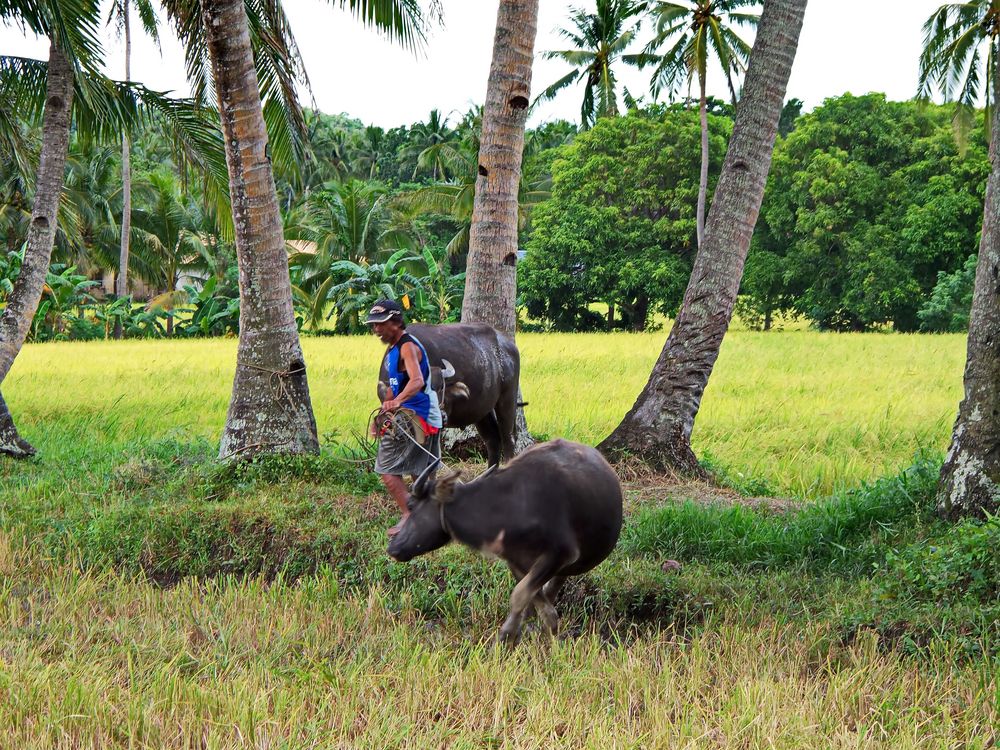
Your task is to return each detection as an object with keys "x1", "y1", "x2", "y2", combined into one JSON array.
[
  {"x1": 387, "y1": 439, "x2": 624, "y2": 644},
  {"x1": 377, "y1": 323, "x2": 520, "y2": 466}
]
